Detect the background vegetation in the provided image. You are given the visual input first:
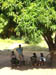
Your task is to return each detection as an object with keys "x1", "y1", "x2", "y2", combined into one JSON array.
[{"x1": 0, "y1": 0, "x2": 56, "y2": 51}]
